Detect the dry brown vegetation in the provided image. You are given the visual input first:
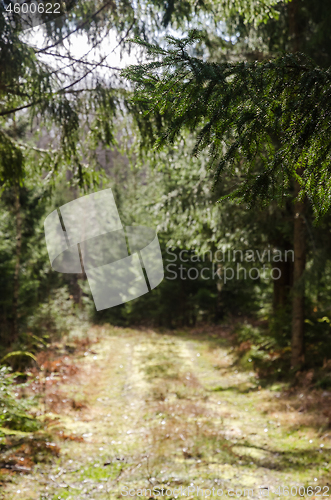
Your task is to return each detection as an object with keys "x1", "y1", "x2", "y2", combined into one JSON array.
[{"x1": 0, "y1": 325, "x2": 330, "y2": 499}]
